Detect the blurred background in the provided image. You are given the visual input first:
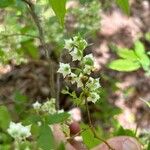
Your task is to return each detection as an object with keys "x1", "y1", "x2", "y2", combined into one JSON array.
[{"x1": 0, "y1": 0, "x2": 150, "y2": 149}]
